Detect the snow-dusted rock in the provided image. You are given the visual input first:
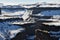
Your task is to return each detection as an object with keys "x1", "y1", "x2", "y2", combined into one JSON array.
[{"x1": 0, "y1": 22, "x2": 25, "y2": 40}]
